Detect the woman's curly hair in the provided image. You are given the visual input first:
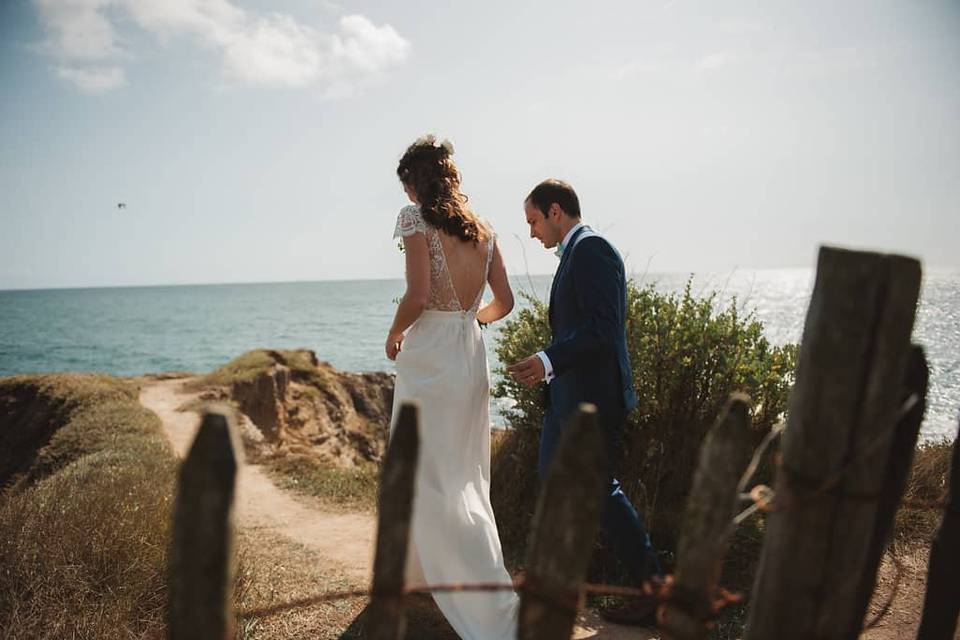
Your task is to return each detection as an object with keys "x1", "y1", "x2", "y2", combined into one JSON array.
[{"x1": 397, "y1": 135, "x2": 487, "y2": 244}]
